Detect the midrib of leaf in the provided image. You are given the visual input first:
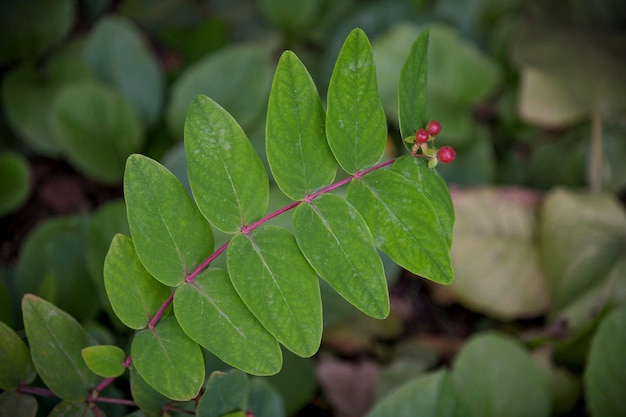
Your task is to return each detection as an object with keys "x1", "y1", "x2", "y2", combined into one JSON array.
[{"x1": 190, "y1": 281, "x2": 246, "y2": 338}]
